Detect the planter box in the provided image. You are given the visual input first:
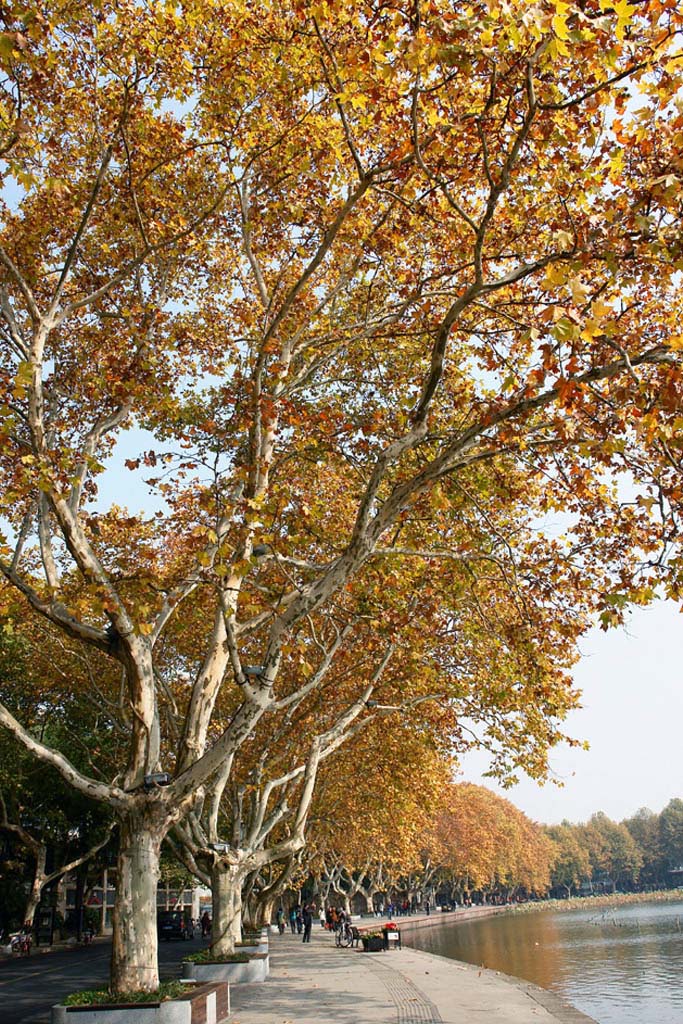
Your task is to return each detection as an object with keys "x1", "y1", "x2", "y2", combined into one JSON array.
[
  {"x1": 362, "y1": 936, "x2": 384, "y2": 952},
  {"x1": 52, "y1": 982, "x2": 229, "y2": 1024},
  {"x1": 237, "y1": 940, "x2": 268, "y2": 955},
  {"x1": 182, "y1": 952, "x2": 269, "y2": 985}
]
